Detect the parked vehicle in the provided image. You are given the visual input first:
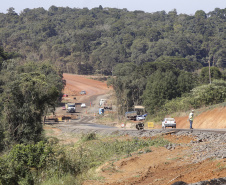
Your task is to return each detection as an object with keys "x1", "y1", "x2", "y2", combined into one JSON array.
[
  {"x1": 65, "y1": 103, "x2": 76, "y2": 113},
  {"x1": 125, "y1": 111, "x2": 137, "y2": 120},
  {"x1": 99, "y1": 99, "x2": 107, "y2": 106},
  {"x1": 81, "y1": 103, "x2": 86, "y2": 108},
  {"x1": 99, "y1": 108, "x2": 104, "y2": 115},
  {"x1": 162, "y1": 118, "x2": 176, "y2": 129},
  {"x1": 80, "y1": 90, "x2": 86, "y2": 95},
  {"x1": 63, "y1": 94, "x2": 68, "y2": 97},
  {"x1": 136, "y1": 115, "x2": 145, "y2": 121},
  {"x1": 103, "y1": 101, "x2": 112, "y2": 110},
  {"x1": 99, "y1": 99, "x2": 112, "y2": 110},
  {"x1": 142, "y1": 113, "x2": 148, "y2": 117}
]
